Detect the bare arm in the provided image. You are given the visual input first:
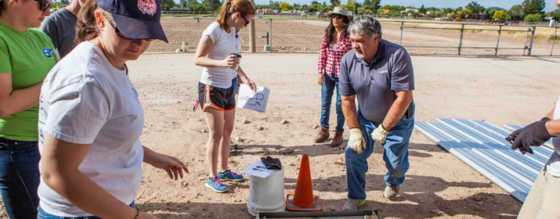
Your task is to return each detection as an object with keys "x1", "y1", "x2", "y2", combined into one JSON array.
[
  {"x1": 381, "y1": 90, "x2": 413, "y2": 131},
  {"x1": 143, "y1": 146, "x2": 189, "y2": 180},
  {"x1": 0, "y1": 73, "x2": 43, "y2": 118},
  {"x1": 40, "y1": 133, "x2": 141, "y2": 219},
  {"x1": 545, "y1": 109, "x2": 560, "y2": 136},
  {"x1": 194, "y1": 35, "x2": 238, "y2": 68},
  {"x1": 236, "y1": 66, "x2": 256, "y2": 91},
  {"x1": 341, "y1": 95, "x2": 359, "y2": 129}
]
